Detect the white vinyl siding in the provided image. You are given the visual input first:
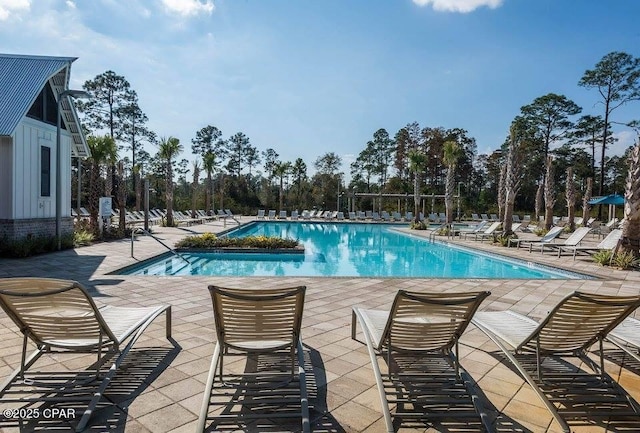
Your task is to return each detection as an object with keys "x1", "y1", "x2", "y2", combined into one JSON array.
[{"x1": 11, "y1": 117, "x2": 72, "y2": 219}]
